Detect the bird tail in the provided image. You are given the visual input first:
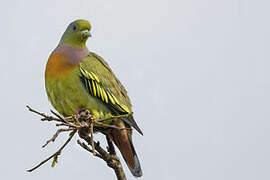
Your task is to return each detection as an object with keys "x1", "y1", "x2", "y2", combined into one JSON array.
[{"x1": 110, "y1": 120, "x2": 142, "y2": 177}]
